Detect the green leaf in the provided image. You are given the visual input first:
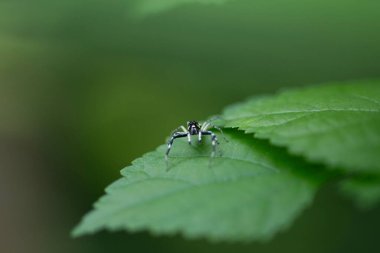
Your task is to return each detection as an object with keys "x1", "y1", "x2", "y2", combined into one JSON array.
[
  {"x1": 223, "y1": 80, "x2": 380, "y2": 174},
  {"x1": 73, "y1": 130, "x2": 324, "y2": 241},
  {"x1": 340, "y1": 176, "x2": 380, "y2": 209},
  {"x1": 128, "y1": 0, "x2": 230, "y2": 16}
]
